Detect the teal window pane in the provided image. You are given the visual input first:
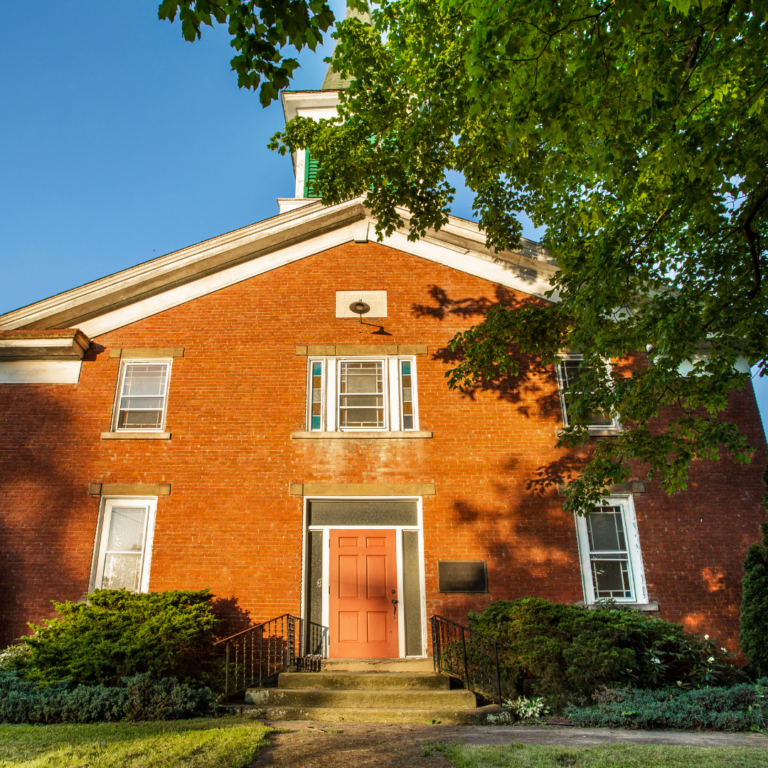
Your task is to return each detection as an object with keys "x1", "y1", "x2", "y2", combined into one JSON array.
[
  {"x1": 312, "y1": 415, "x2": 321, "y2": 430},
  {"x1": 312, "y1": 362, "x2": 322, "y2": 376},
  {"x1": 401, "y1": 361, "x2": 411, "y2": 375}
]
